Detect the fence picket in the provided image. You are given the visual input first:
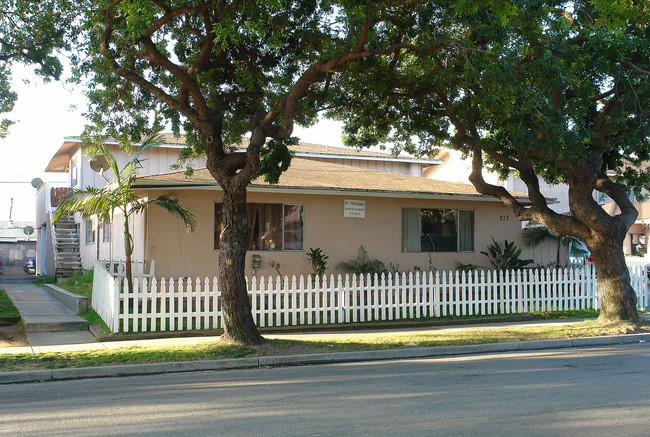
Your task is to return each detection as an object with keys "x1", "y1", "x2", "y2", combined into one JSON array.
[
  {"x1": 300, "y1": 275, "x2": 306, "y2": 325},
  {"x1": 329, "y1": 274, "x2": 335, "y2": 324}
]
